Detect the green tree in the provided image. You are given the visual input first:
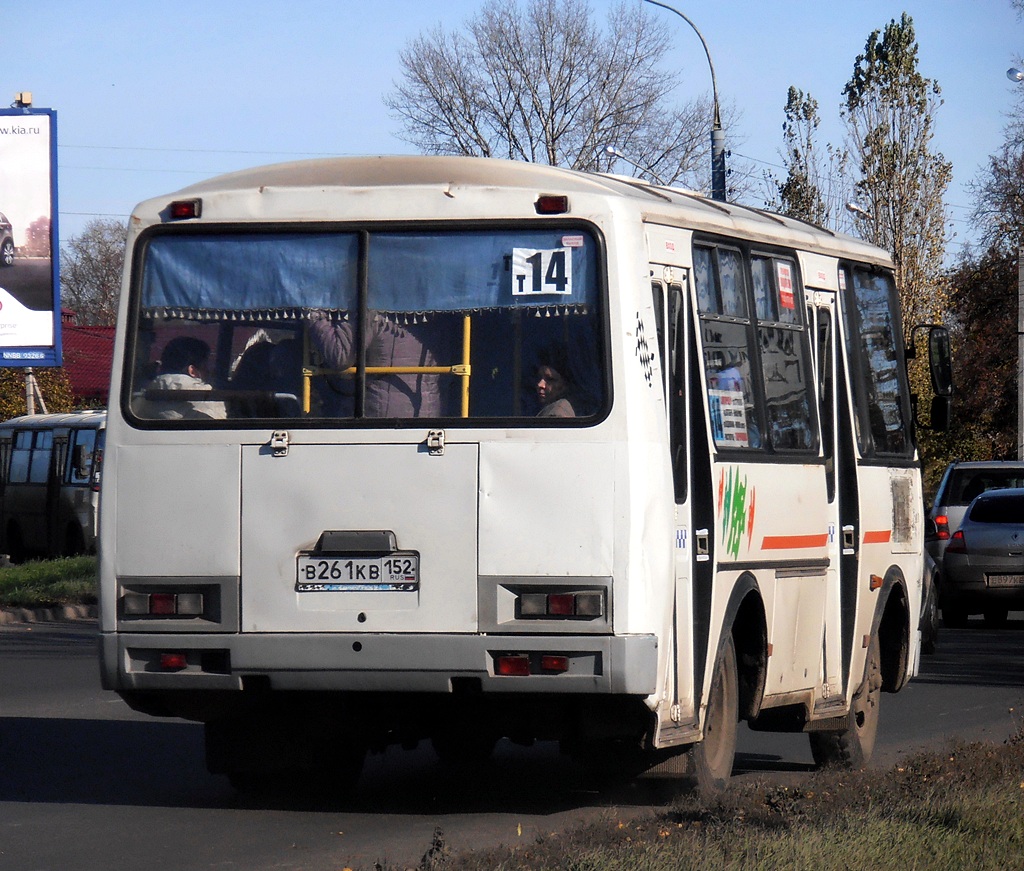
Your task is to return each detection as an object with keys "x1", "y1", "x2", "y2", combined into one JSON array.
[
  {"x1": 386, "y1": 0, "x2": 730, "y2": 192},
  {"x1": 841, "y1": 13, "x2": 951, "y2": 327},
  {"x1": 0, "y1": 368, "x2": 76, "y2": 420},
  {"x1": 940, "y1": 245, "x2": 1019, "y2": 466},
  {"x1": 765, "y1": 86, "x2": 847, "y2": 229}
]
